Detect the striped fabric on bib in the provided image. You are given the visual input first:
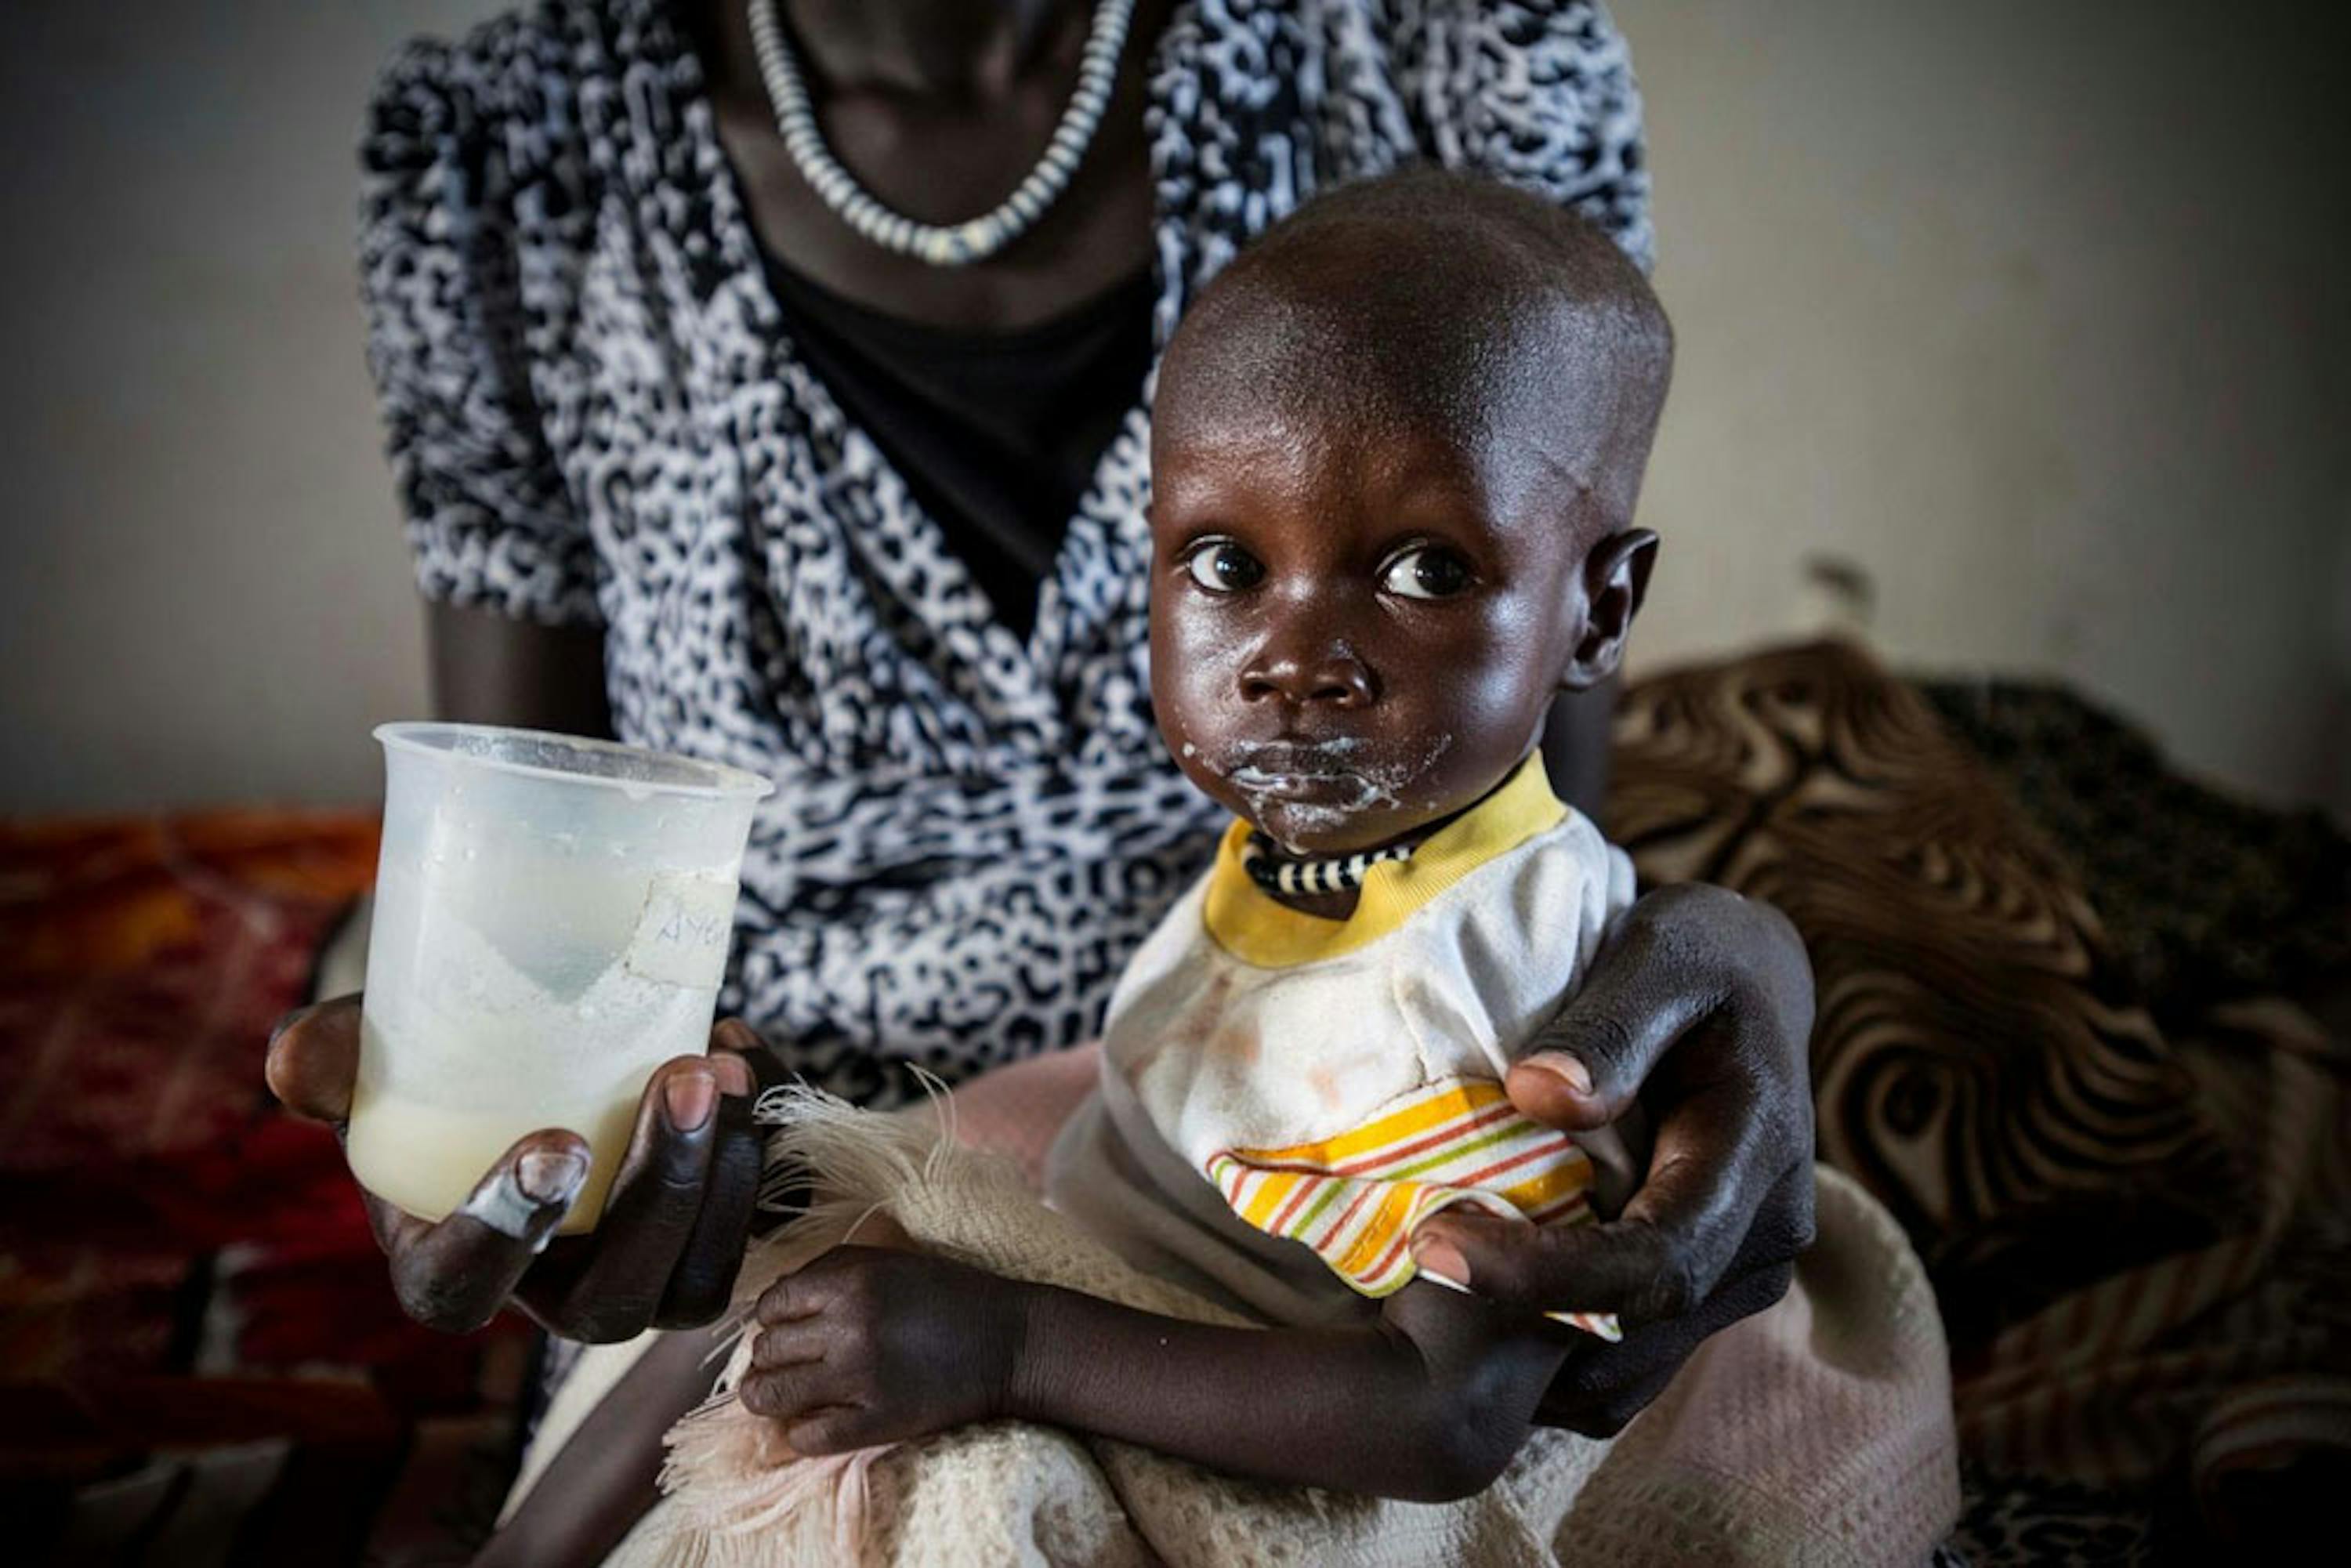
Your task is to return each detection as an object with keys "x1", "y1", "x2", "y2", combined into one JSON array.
[{"x1": 1207, "y1": 1077, "x2": 1620, "y2": 1340}]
